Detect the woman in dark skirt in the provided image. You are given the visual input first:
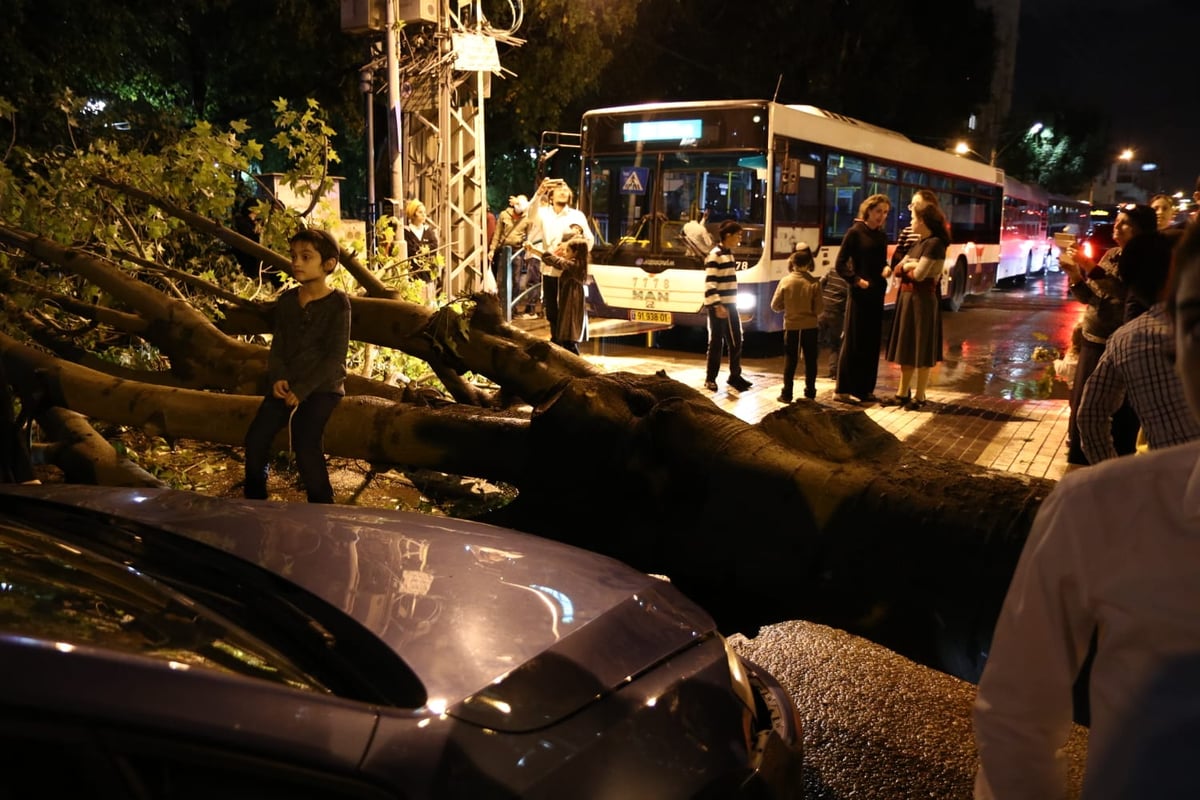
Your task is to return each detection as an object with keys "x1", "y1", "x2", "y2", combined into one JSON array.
[{"x1": 883, "y1": 201, "x2": 950, "y2": 409}]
